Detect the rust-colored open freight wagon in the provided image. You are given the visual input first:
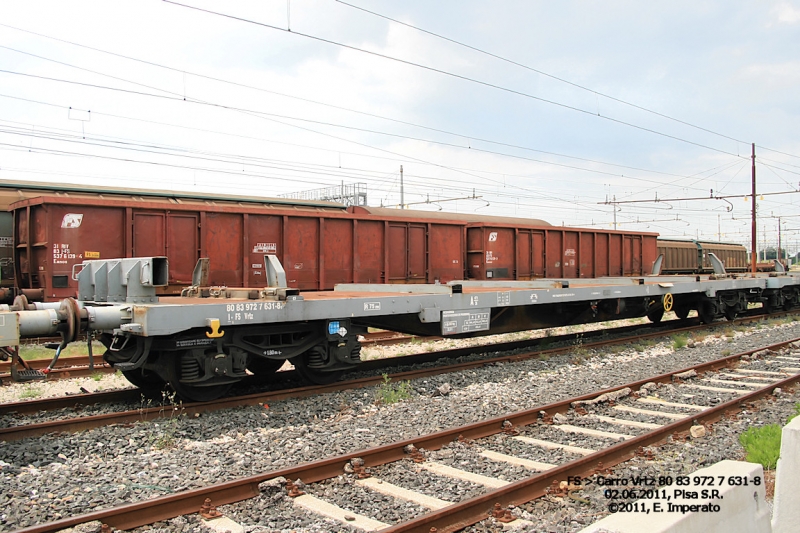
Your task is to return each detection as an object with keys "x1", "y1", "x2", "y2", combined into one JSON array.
[{"x1": 3, "y1": 183, "x2": 658, "y2": 300}]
